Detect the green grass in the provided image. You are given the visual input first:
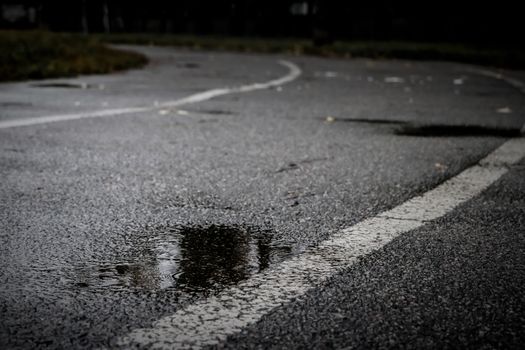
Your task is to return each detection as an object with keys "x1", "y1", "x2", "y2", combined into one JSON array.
[
  {"x1": 0, "y1": 31, "x2": 148, "y2": 82},
  {"x1": 98, "y1": 33, "x2": 525, "y2": 70}
]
